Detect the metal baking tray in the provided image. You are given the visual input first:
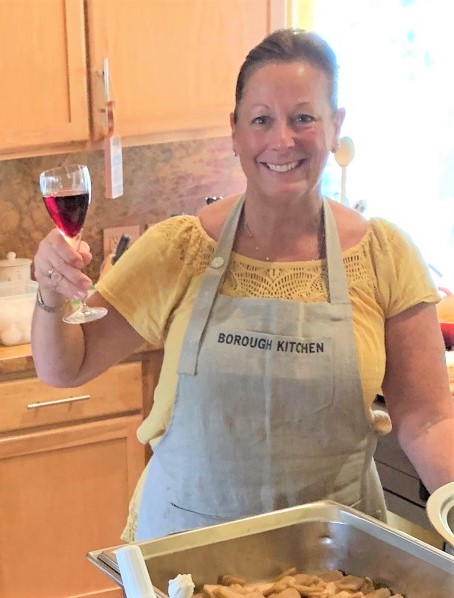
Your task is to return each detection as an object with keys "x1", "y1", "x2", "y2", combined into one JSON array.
[{"x1": 87, "y1": 501, "x2": 454, "y2": 597}]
